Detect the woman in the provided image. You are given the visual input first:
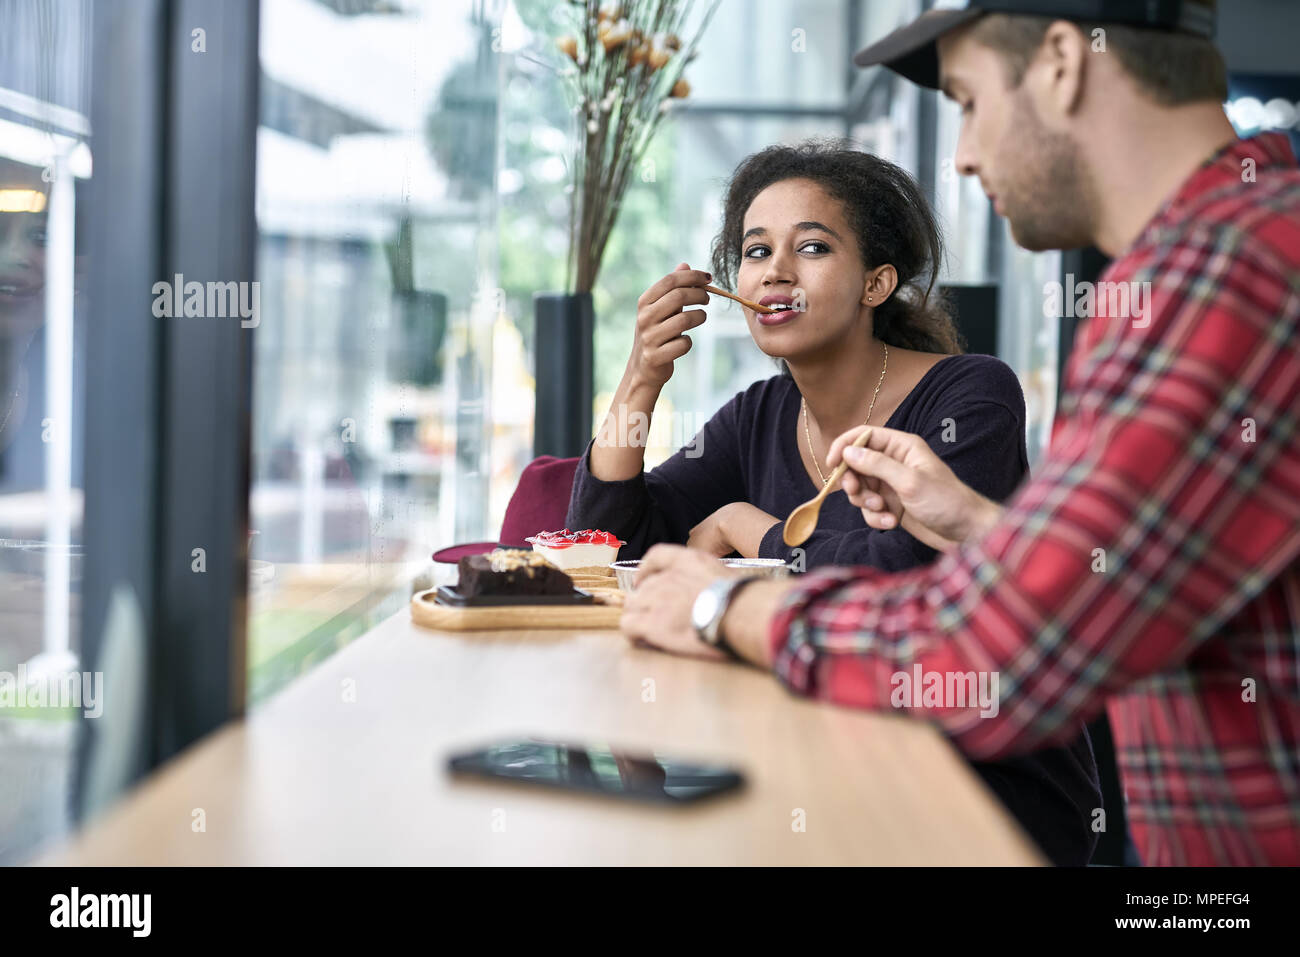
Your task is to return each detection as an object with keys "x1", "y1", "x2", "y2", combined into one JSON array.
[
  {"x1": 569, "y1": 141, "x2": 1100, "y2": 865},
  {"x1": 571, "y1": 141, "x2": 1026, "y2": 569}
]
